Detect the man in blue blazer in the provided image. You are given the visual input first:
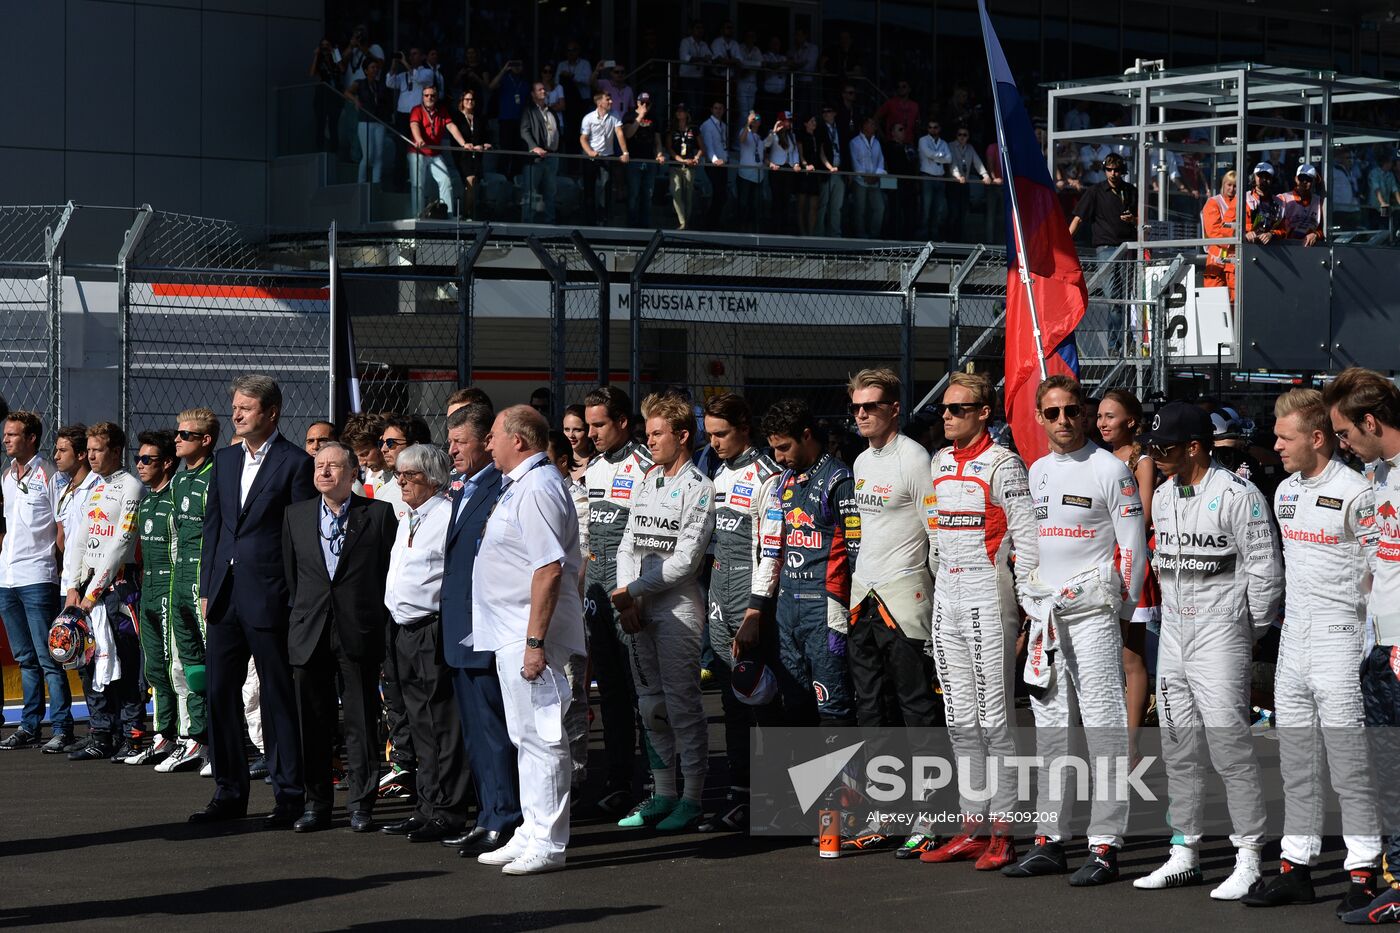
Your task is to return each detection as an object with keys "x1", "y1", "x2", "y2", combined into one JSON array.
[
  {"x1": 440, "y1": 402, "x2": 523, "y2": 855},
  {"x1": 189, "y1": 375, "x2": 316, "y2": 827}
]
